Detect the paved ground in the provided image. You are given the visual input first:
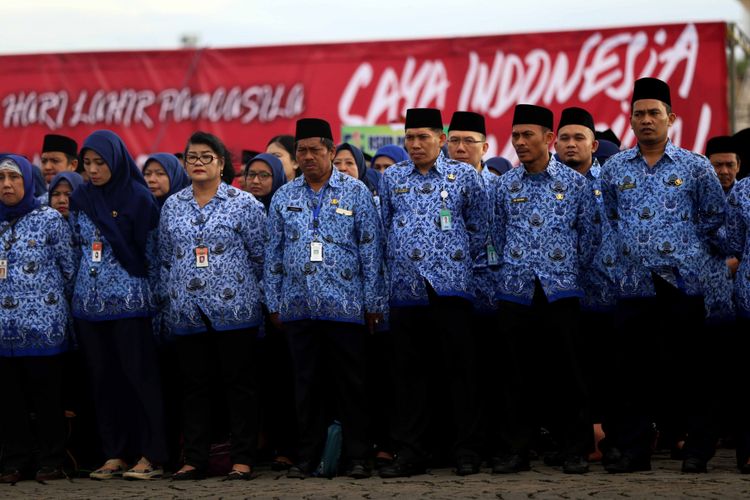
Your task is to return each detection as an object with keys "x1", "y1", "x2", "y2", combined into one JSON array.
[{"x1": 2, "y1": 449, "x2": 750, "y2": 499}]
